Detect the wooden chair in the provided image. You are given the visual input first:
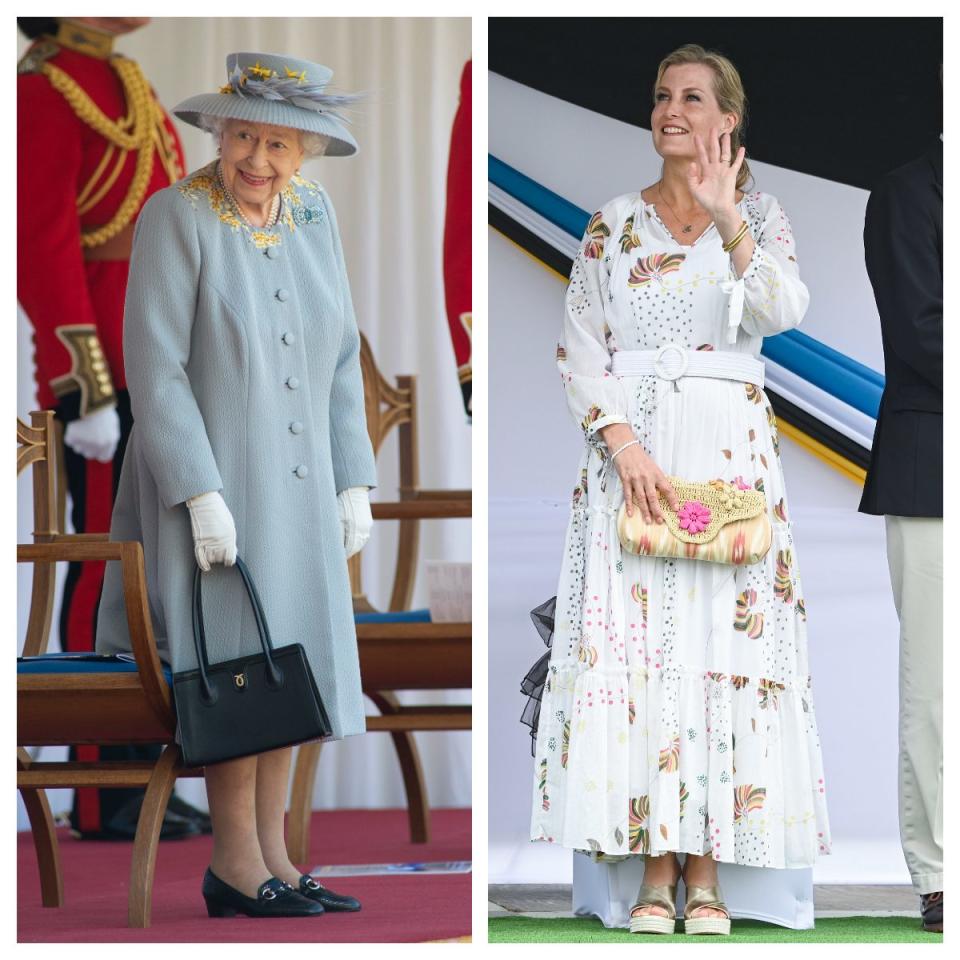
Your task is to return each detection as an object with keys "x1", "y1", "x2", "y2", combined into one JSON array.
[
  {"x1": 286, "y1": 335, "x2": 472, "y2": 861},
  {"x1": 17, "y1": 411, "x2": 202, "y2": 928}
]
